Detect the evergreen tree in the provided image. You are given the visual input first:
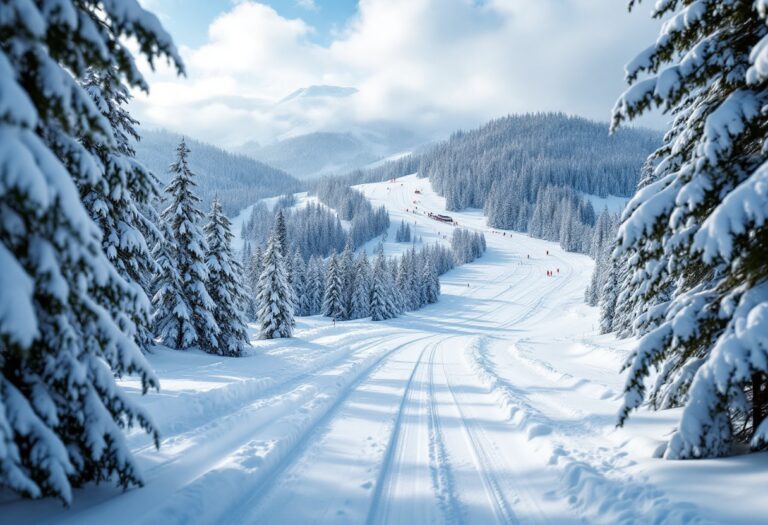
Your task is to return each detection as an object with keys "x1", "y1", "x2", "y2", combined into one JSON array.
[
  {"x1": 395, "y1": 256, "x2": 410, "y2": 312},
  {"x1": 599, "y1": 257, "x2": 620, "y2": 335},
  {"x1": 613, "y1": 0, "x2": 768, "y2": 457},
  {"x1": 292, "y1": 250, "x2": 309, "y2": 317},
  {"x1": 585, "y1": 210, "x2": 618, "y2": 307},
  {"x1": 246, "y1": 246, "x2": 263, "y2": 321},
  {"x1": 242, "y1": 241, "x2": 252, "y2": 270},
  {"x1": 370, "y1": 253, "x2": 397, "y2": 321},
  {"x1": 339, "y1": 237, "x2": 355, "y2": 320},
  {"x1": 153, "y1": 140, "x2": 219, "y2": 352},
  {"x1": 274, "y1": 209, "x2": 289, "y2": 257},
  {"x1": 351, "y1": 252, "x2": 373, "y2": 319},
  {"x1": 395, "y1": 220, "x2": 412, "y2": 243},
  {"x1": 422, "y1": 257, "x2": 440, "y2": 305},
  {"x1": 256, "y1": 228, "x2": 295, "y2": 339},
  {"x1": 80, "y1": 67, "x2": 161, "y2": 353},
  {"x1": 204, "y1": 197, "x2": 250, "y2": 356},
  {"x1": 323, "y1": 253, "x2": 345, "y2": 320},
  {"x1": 304, "y1": 256, "x2": 320, "y2": 315},
  {"x1": 0, "y1": 0, "x2": 182, "y2": 503}
]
